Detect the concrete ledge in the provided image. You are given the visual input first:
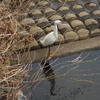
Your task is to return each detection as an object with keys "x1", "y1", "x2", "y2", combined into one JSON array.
[{"x1": 32, "y1": 36, "x2": 100, "y2": 62}]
